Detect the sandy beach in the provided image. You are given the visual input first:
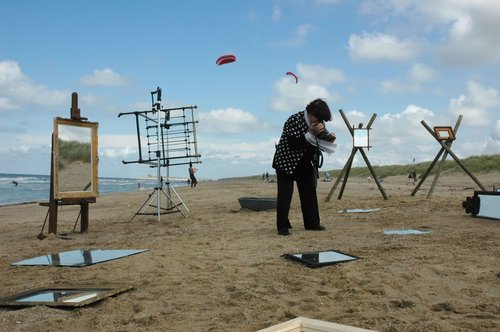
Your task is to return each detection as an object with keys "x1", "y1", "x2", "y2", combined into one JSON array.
[{"x1": 0, "y1": 173, "x2": 499, "y2": 331}]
